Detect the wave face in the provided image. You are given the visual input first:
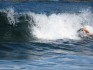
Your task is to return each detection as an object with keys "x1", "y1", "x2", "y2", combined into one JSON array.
[
  {"x1": 0, "y1": 9, "x2": 35, "y2": 42},
  {"x1": 0, "y1": 2, "x2": 93, "y2": 41}
]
